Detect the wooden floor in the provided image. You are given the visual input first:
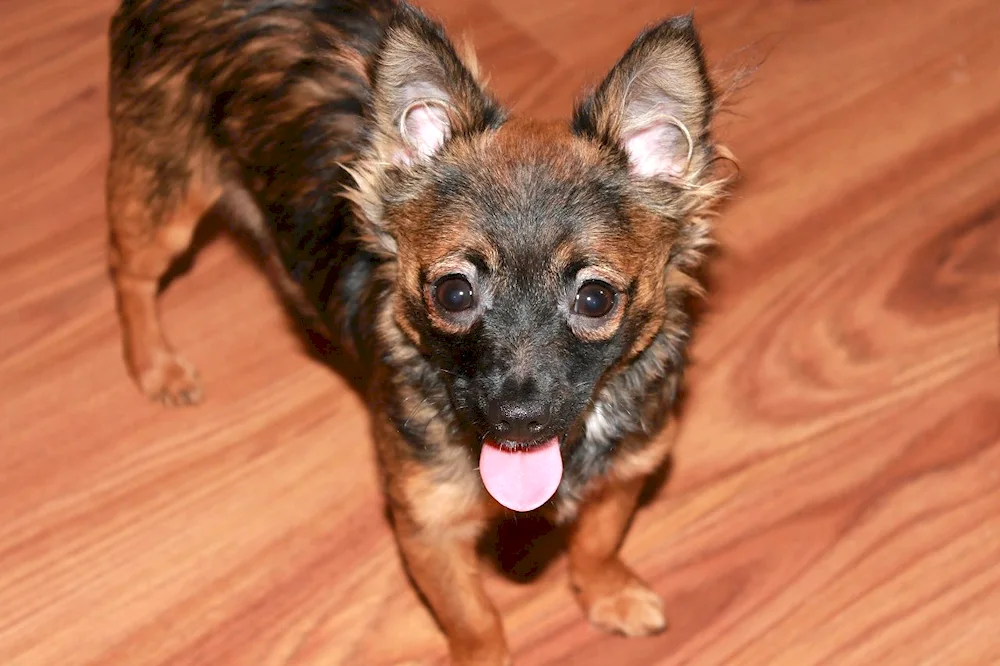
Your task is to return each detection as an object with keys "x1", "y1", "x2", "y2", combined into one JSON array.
[{"x1": 2, "y1": 0, "x2": 999, "y2": 664}]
